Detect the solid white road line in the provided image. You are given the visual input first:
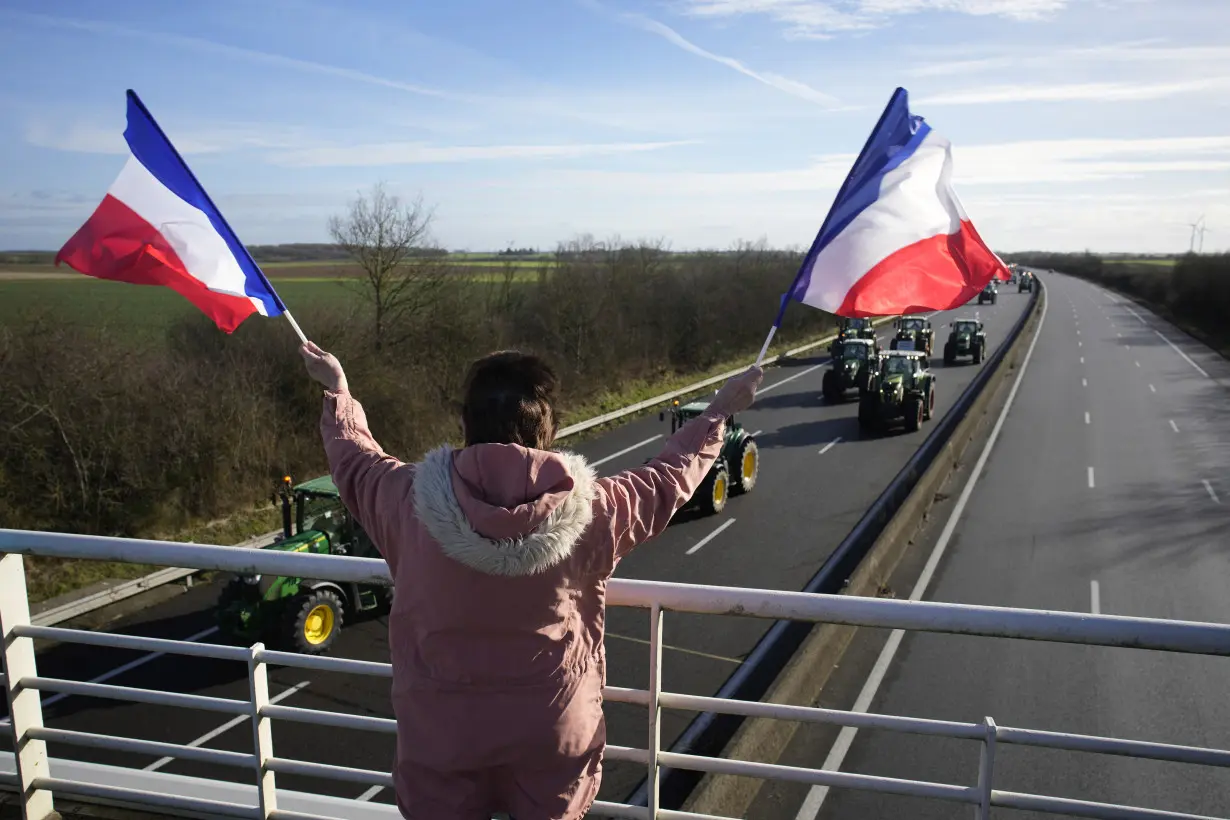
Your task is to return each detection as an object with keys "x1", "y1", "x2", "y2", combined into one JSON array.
[
  {"x1": 1169, "y1": 419, "x2": 1180, "y2": 433},
  {"x1": 357, "y1": 785, "x2": 386, "y2": 802},
  {"x1": 590, "y1": 435, "x2": 663, "y2": 468},
  {"x1": 1088, "y1": 467, "x2": 1096, "y2": 489},
  {"x1": 1149, "y1": 384, "x2": 1157, "y2": 393},
  {"x1": 686, "y1": 518, "x2": 737, "y2": 555},
  {"x1": 1154, "y1": 330, "x2": 1210, "y2": 378},
  {"x1": 2, "y1": 626, "x2": 224, "y2": 725},
  {"x1": 759, "y1": 363, "x2": 827, "y2": 395},
  {"x1": 1085, "y1": 412, "x2": 1091, "y2": 425},
  {"x1": 145, "y1": 680, "x2": 310, "y2": 771},
  {"x1": 1204, "y1": 480, "x2": 1221, "y2": 505},
  {"x1": 1090, "y1": 581, "x2": 1101, "y2": 615},
  {"x1": 793, "y1": 279, "x2": 1049, "y2": 820},
  {"x1": 819, "y1": 436, "x2": 843, "y2": 455}
]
